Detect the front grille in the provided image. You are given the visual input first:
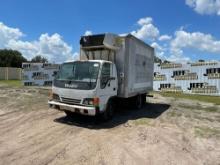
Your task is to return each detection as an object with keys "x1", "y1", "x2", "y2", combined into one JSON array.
[{"x1": 61, "y1": 97, "x2": 81, "y2": 105}]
